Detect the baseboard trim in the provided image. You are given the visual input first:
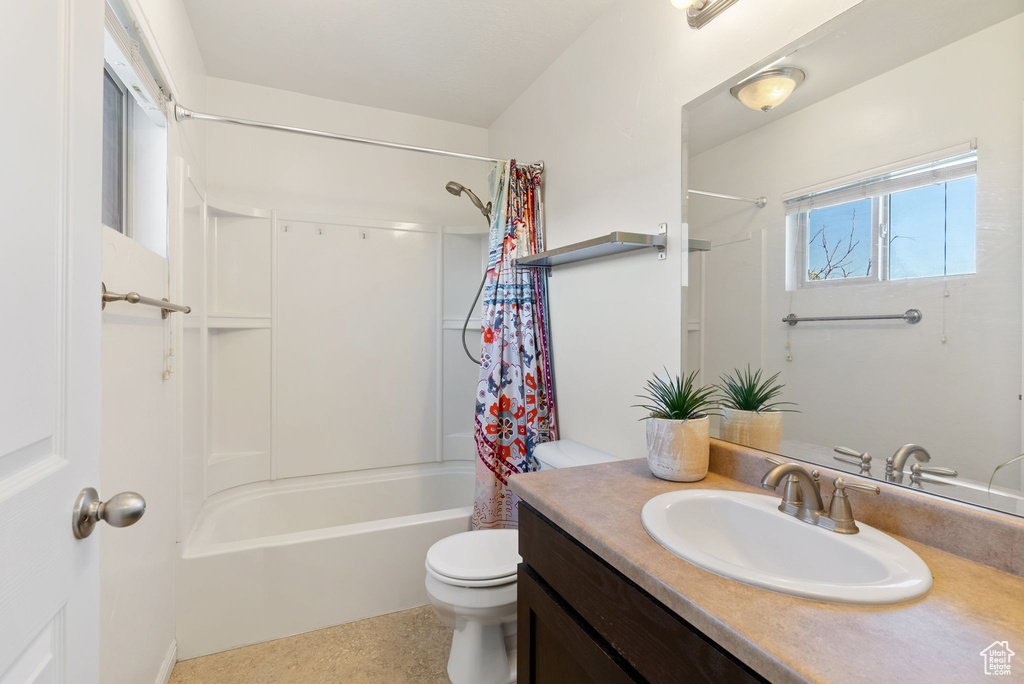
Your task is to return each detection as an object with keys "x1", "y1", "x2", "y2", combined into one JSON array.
[{"x1": 155, "y1": 639, "x2": 177, "y2": 684}]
